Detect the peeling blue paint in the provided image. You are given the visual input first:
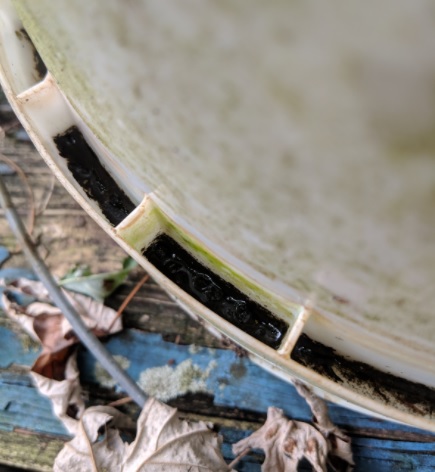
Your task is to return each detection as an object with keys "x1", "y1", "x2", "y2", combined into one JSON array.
[{"x1": 0, "y1": 326, "x2": 433, "y2": 470}]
